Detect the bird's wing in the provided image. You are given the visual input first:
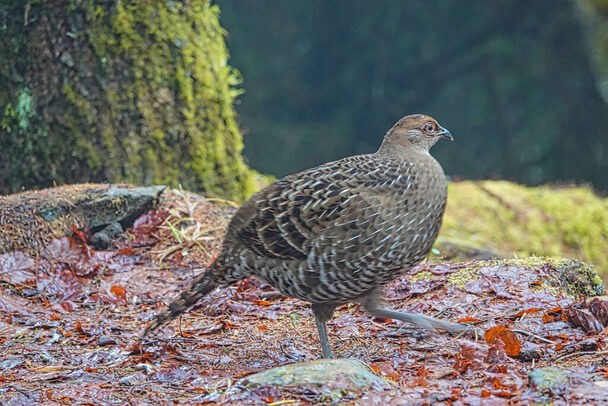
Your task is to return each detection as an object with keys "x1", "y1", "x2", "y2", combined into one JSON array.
[{"x1": 225, "y1": 155, "x2": 415, "y2": 261}]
